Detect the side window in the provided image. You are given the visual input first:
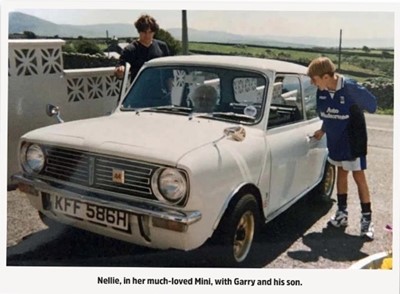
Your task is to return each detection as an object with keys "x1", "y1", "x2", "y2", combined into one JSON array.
[
  {"x1": 302, "y1": 76, "x2": 318, "y2": 119},
  {"x1": 268, "y1": 75, "x2": 304, "y2": 129}
]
